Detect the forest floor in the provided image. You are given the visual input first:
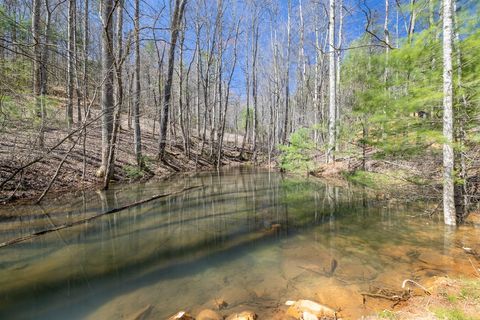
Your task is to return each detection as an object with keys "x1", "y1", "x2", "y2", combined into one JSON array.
[
  {"x1": 365, "y1": 276, "x2": 480, "y2": 320},
  {"x1": 0, "y1": 97, "x2": 251, "y2": 204}
]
